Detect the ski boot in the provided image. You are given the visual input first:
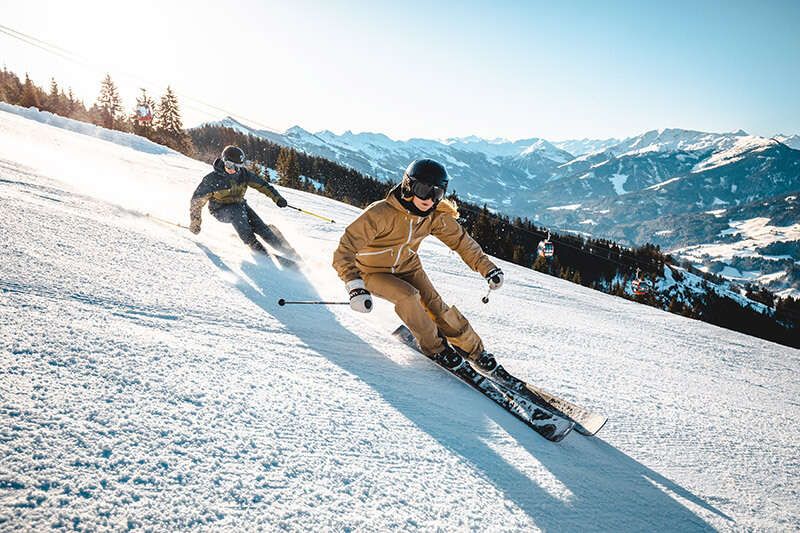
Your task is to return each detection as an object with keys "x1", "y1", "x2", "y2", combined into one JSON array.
[
  {"x1": 435, "y1": 344, "x2": 465, "y2": 371},
  {"x1": 473, "y1": 353, "x2": 522, "y2": 392},
  {"x1": 474, "y1": 350, "x2": 498, "y2": 374}
]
